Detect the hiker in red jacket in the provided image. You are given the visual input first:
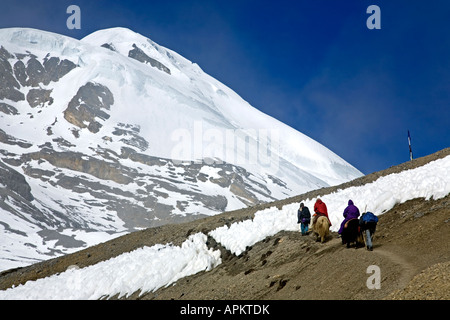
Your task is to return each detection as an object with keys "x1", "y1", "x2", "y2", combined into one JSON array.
[{"x1": 313, "y1": 199, "x2": 332, "y2": 226}]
